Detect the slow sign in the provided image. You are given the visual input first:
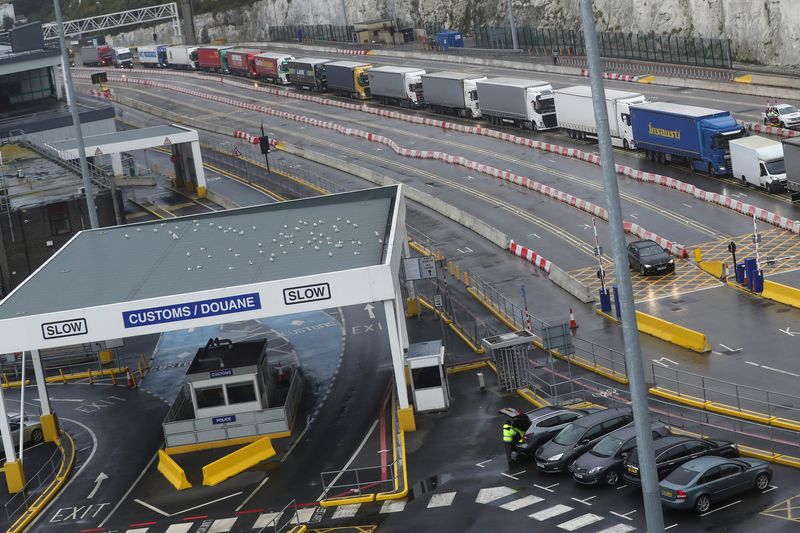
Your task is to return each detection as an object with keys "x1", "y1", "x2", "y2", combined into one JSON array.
[{"x1": 41, "y1": 318, "x2": 88, "y2": 340}]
